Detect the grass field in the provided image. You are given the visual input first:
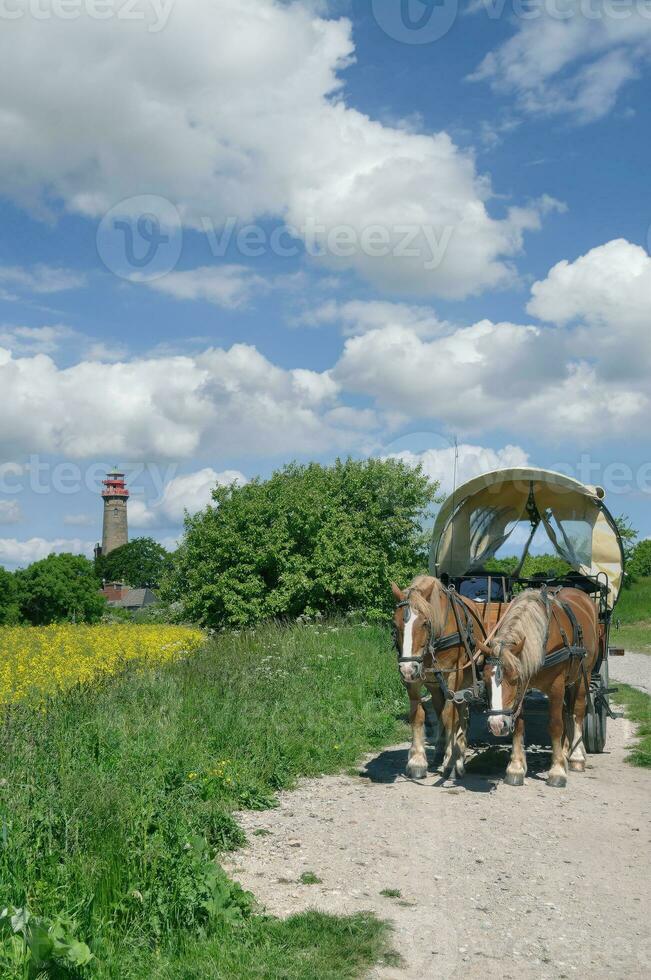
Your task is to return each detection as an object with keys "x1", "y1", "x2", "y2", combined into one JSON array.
[
  {"x1": 614, "y1": 576, "x2": 651, "y2": 653},
  {"x1": 614, "y1": 683, "x2": 651, "y2": 768},
  {"x1": 0, "y1": 622, "x2": 405, "y2": 978}
]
